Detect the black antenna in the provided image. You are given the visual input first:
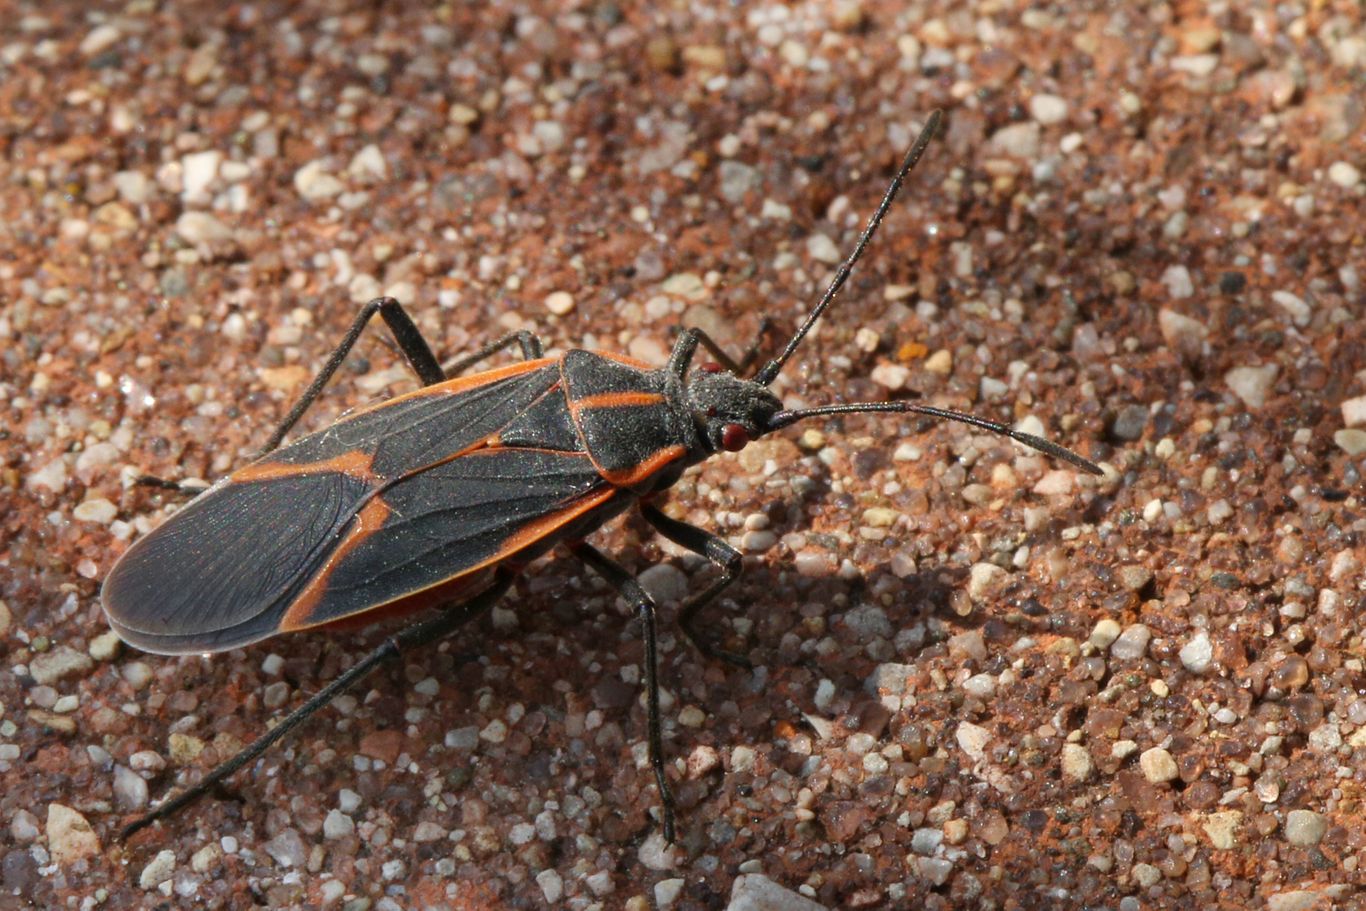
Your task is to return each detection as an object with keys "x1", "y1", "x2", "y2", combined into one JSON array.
[
  {"x1": 768, "y1": 402, "x2": 1103, "y2": 475},
  {"x1": 754, "y1": 109, "x2": 943, "y2": 387}
]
